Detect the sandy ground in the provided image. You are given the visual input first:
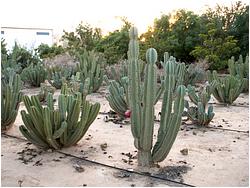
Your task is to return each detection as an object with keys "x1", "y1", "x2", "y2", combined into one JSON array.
[{"x1": 1, "y1": 86, "x2": 249, "y2": 187}]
